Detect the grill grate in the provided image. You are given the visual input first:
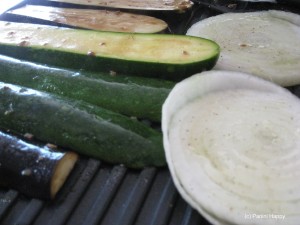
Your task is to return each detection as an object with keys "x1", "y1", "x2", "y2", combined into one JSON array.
[{"x1": 0, "y1": 159, "x2": 207, "y2": 225}]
